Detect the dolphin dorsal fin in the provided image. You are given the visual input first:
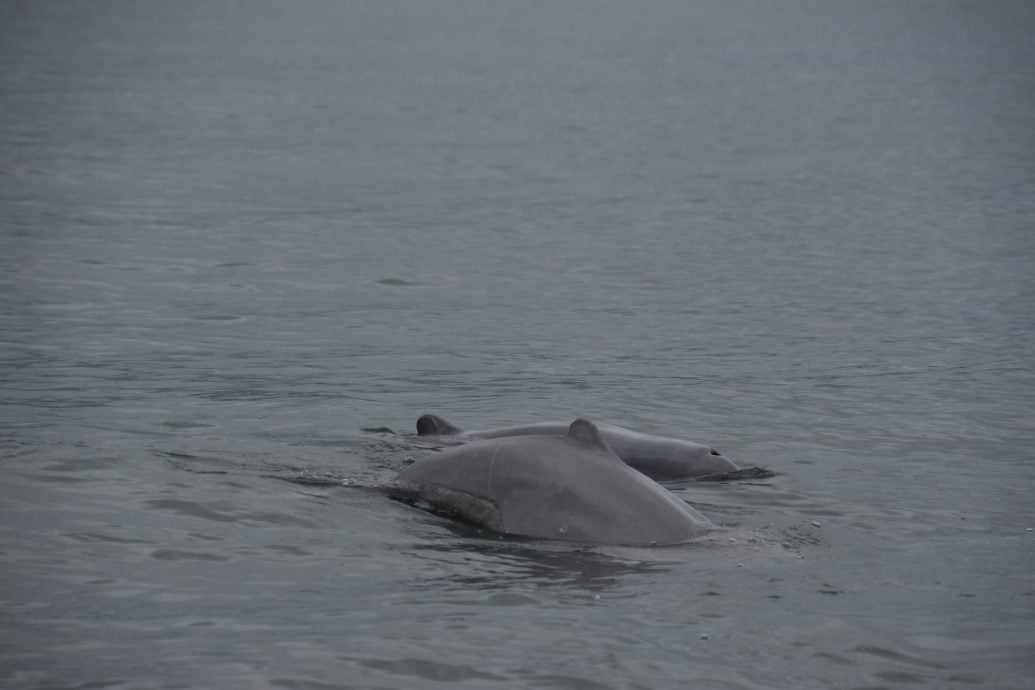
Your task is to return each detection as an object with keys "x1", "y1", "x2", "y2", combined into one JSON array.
[
  {"x1": 416, "y1": 414, "x2": 462, "y2": 436},
  {"x1": 566, "y1": 418, "x2": 613, "y2": 452}
]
